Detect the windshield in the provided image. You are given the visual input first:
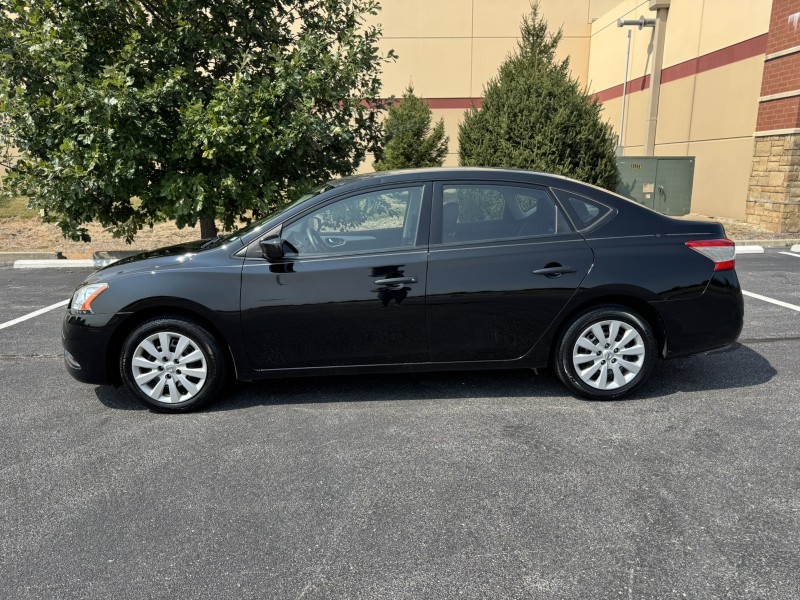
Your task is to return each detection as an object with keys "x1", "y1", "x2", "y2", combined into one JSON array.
[{"x1": 220, "y1": 182, "x2": 335, "y2": 245}]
